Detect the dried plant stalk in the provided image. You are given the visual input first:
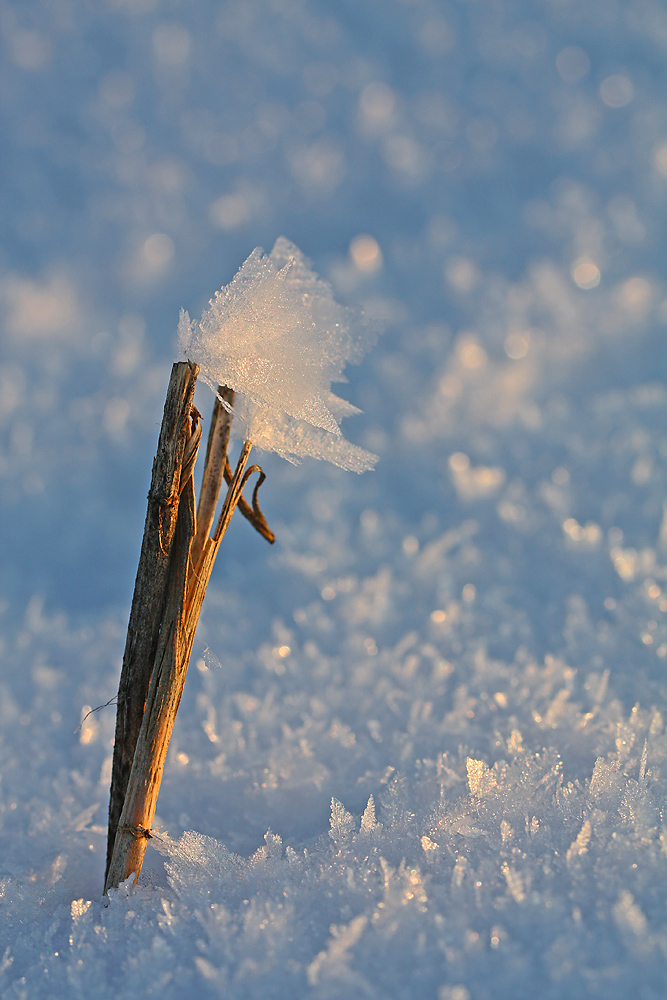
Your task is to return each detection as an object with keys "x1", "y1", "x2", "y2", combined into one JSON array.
[
  {"x1": 105, "y1": 360, "x2": 198, "y2": 880},
  {"x1": 183, "y1": 441, "x2": 254, "y2": 648},
  {"x1": 105, "y1": 437, "x2": 255, "y2": 891},
  {"x1": 105, "y1": 351, "x2": 277, "y2": 890},
  {"x1": 105, "y1": 459, "x2": 197, "y2": 892},
  {"x1": 190, "y1": 385, "x2": 235, "y2": 572}
]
